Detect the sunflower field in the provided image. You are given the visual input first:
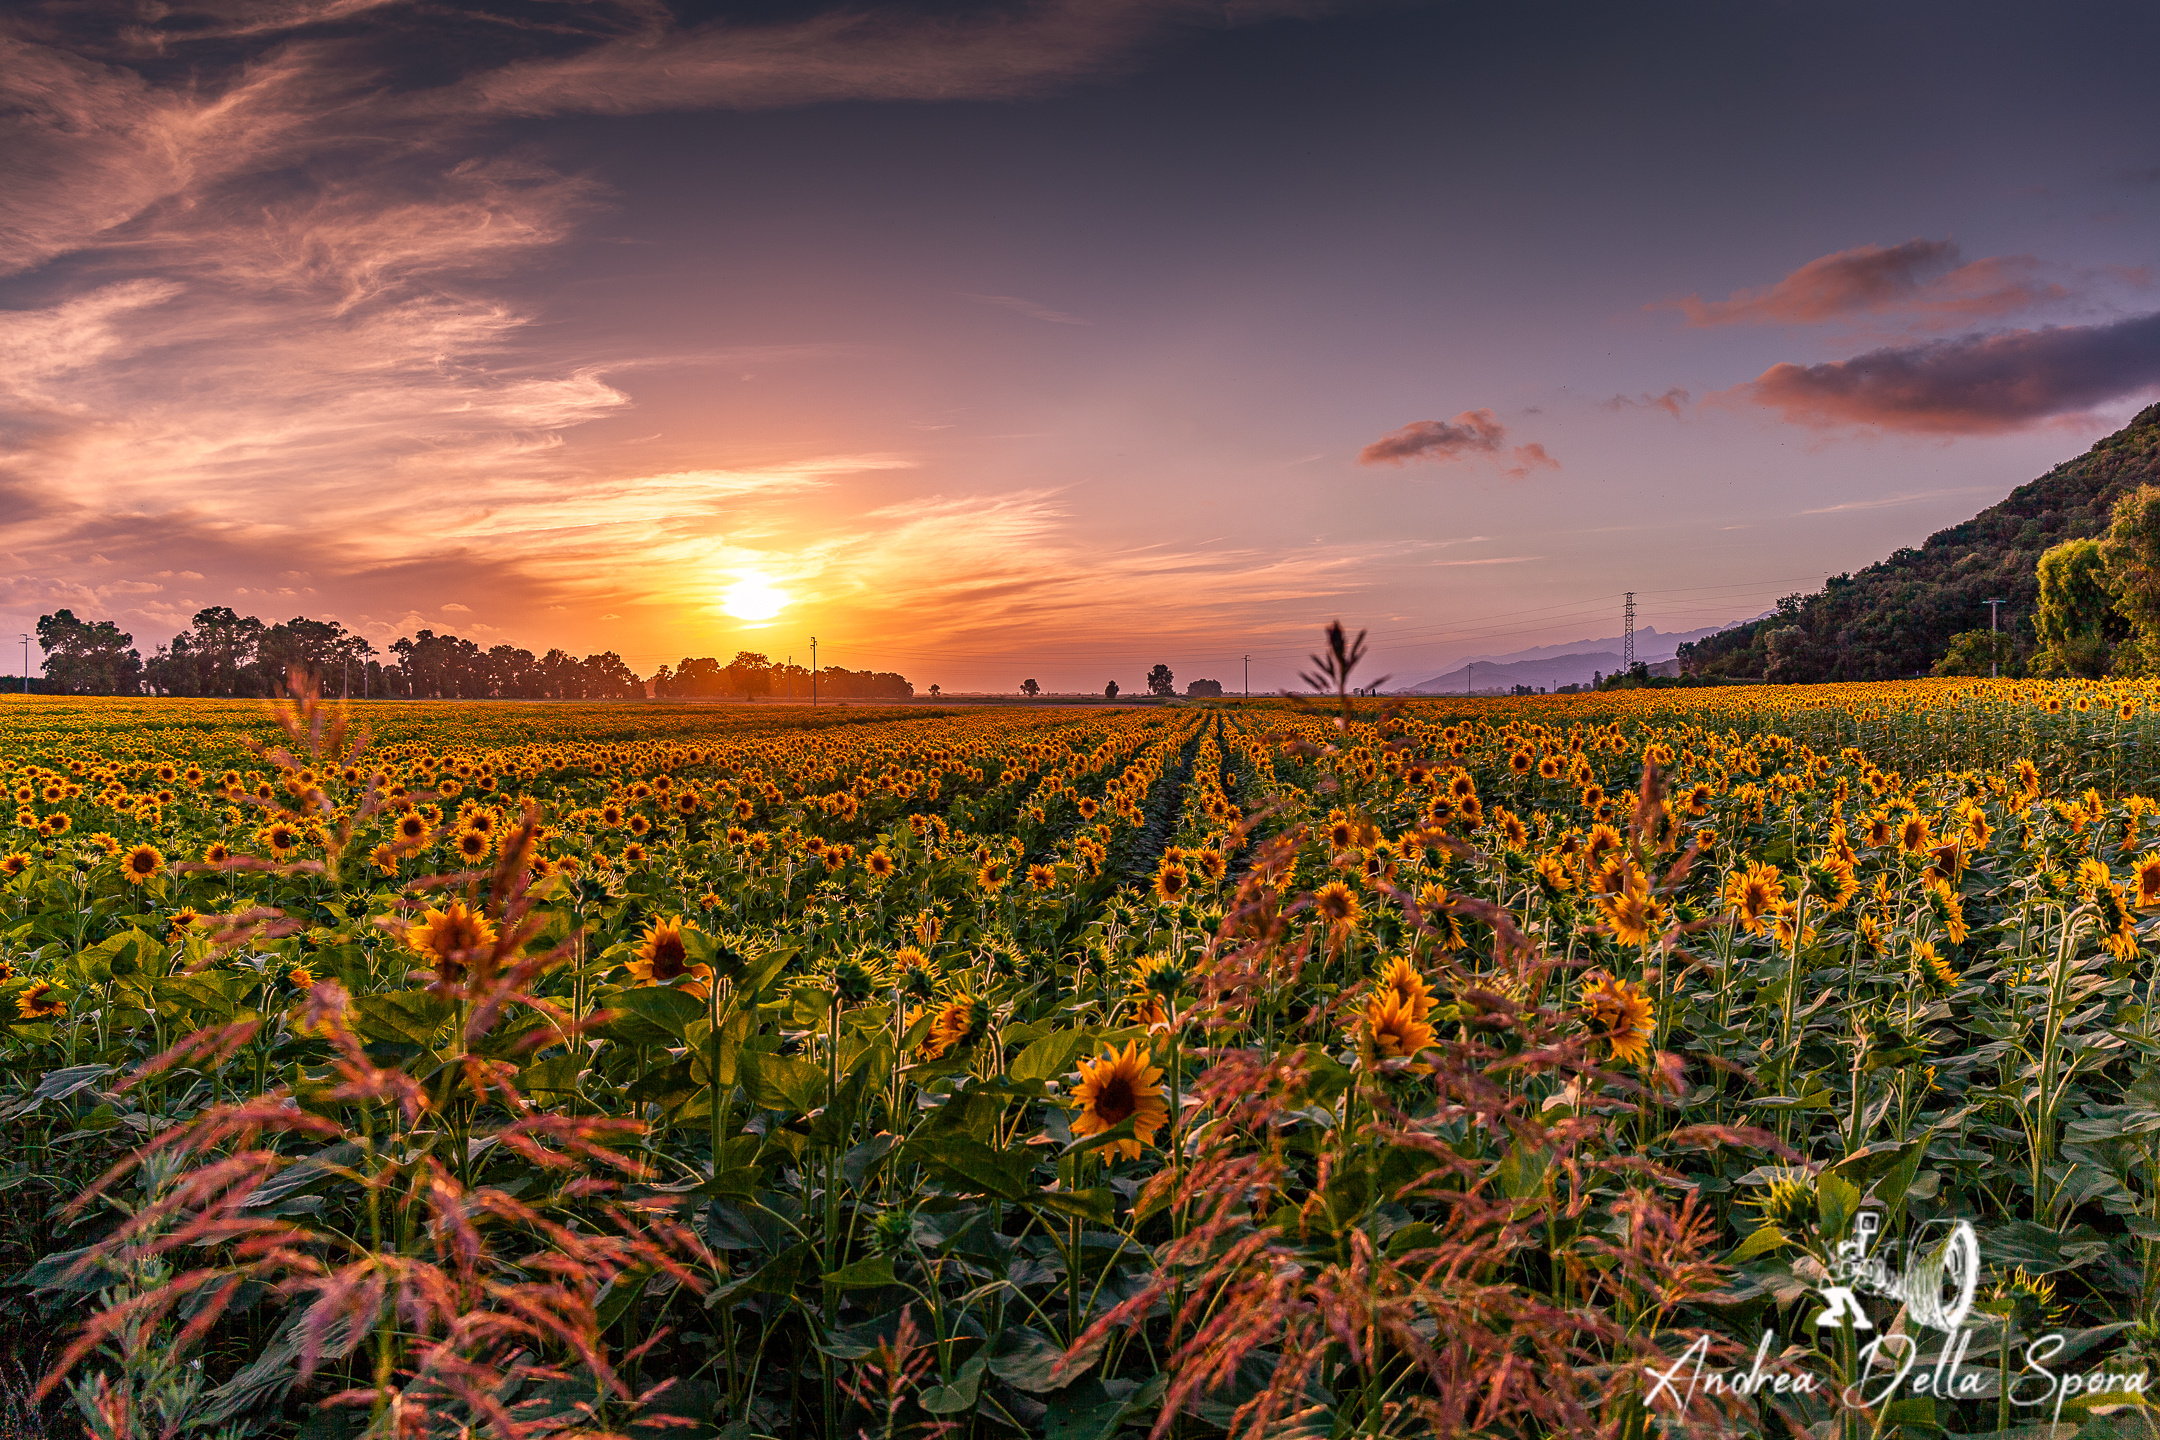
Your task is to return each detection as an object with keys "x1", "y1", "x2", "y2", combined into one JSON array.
[{"x1": 7, "y1": 671, "x2": 2160, "y2": 1440}]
